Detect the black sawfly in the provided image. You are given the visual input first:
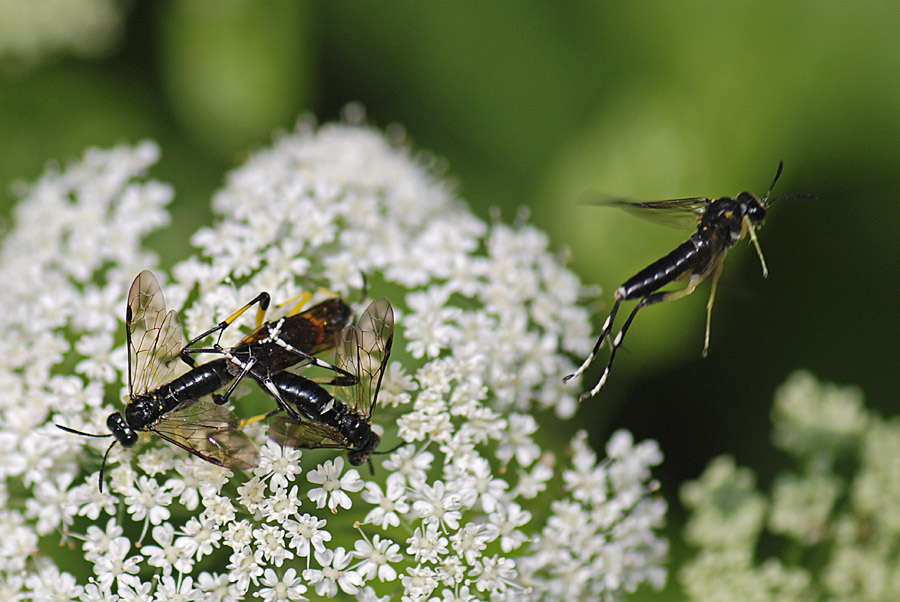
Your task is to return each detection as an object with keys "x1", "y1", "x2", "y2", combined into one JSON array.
[
  {"x1": 564, "y1": 161, "x2": 814, "y2": 401},
  {"x1": 58, "y1": 271, "x2": 258, "y2": 491}
]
